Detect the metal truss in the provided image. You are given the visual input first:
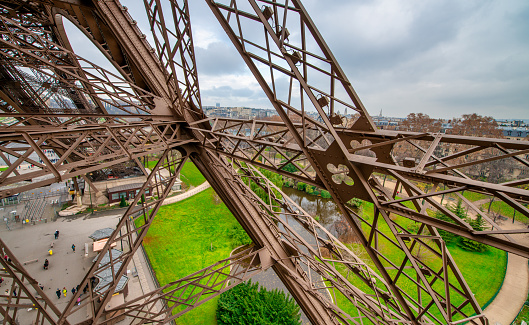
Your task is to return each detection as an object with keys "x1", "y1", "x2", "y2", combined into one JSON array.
[
  {"x1": 102, "y1": 245, "x2": 270, "y2": 324},
  {"x1": 0, "y1": 0, "x2": 527, "y2": 324}
]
